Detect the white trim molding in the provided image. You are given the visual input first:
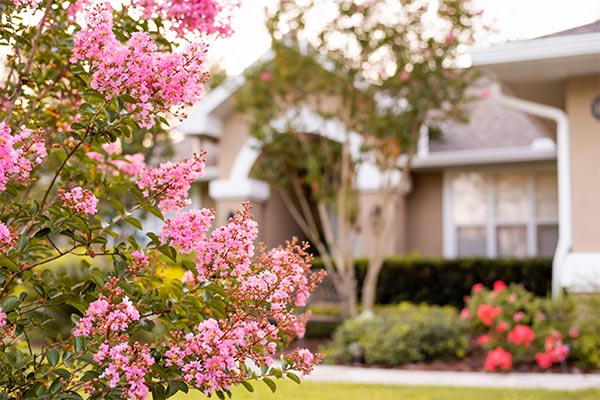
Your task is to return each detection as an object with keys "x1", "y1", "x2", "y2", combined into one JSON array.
[
  {"x1": 209, "y1": 178, "x2": 270, "y2": 202},
  {"x1": 471, "y1": 32, "x2": 600, "y2": 66},
  {"x1": 559, "y1": 253, "x2": 600, "y2": 292},
  {"x1": 489, "y1": 84, "x2": 571, "y2": 298}
]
